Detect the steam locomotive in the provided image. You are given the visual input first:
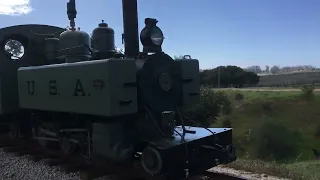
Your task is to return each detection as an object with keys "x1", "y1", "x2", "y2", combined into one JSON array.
[{"x1": 0, "y1": 0, "x2": 236, "y2": 178}]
